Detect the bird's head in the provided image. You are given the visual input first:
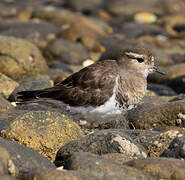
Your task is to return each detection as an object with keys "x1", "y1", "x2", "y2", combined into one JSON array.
[{"x1": 118, "y1": 48, "x2": 165, "y2": 77}]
